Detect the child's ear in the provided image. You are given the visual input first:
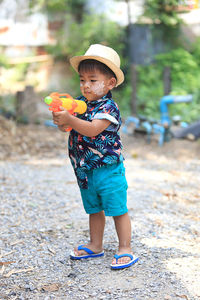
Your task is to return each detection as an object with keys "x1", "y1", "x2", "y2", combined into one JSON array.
[{"x1": 109, "y1": 77, "x2": 117, "y2": 89}]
